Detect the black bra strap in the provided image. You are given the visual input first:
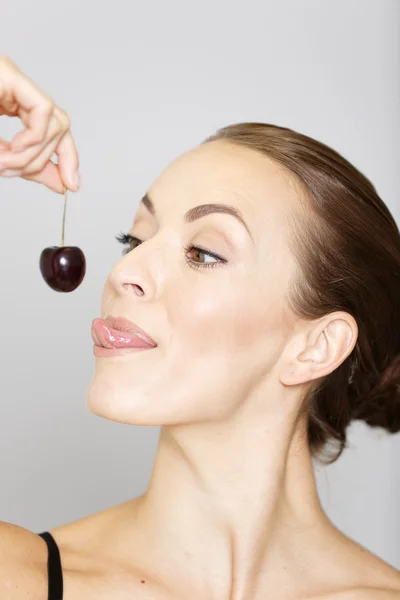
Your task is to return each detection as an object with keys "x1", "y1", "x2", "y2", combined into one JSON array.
[{"x1": 37, "y1": 531, "x2": 63, "y2": 600}]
